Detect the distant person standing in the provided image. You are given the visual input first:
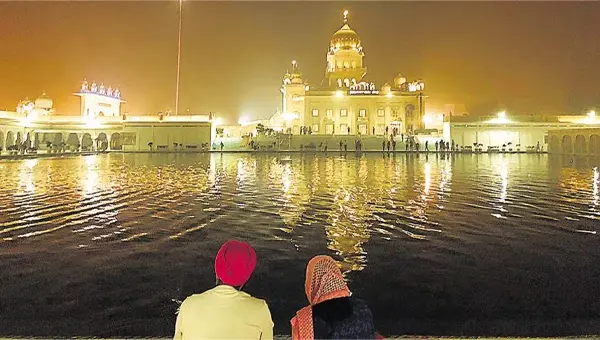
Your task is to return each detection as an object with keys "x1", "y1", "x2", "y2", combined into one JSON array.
[
  {"x1": 344, "y1": 141, "x2": 348, "y2": 152},
  {"x1": 339, "y1": 140, "x2": 343, "y2": 151},
  {"x1": 386, "y1": 140, "x2": 391, "y2": 152},
  {"x1": 382, "y1": 140, "x2": 386, "y2": 152},
  {"x1": 425, "y1": 141, "x2": 429, "y2": 152},
  {"x1": 392, "y1": 139, "x2": 396, "y2": 151},
  {"x1": 220, "y1": 141, "x2": 224, "y2": 151},
  {"x1": 347, "y1": 126, "x2": 351, "y2": 135},
  {"x1": 372, "y1": 126, "x2": 376, "y2": 135},
  {"x1": 435, "y1": 141, "x2": 438, "y2": 152}
]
